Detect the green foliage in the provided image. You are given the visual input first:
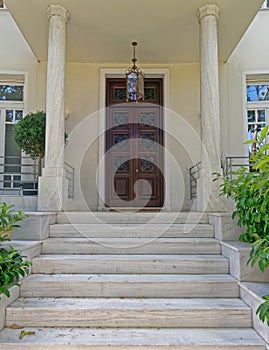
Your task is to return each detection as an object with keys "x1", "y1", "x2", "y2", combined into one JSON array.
[
  {"x1": 0, "y1": 202, "x2": 28, "y2": 242},
  {"x1": 0, "y1": 203, "x2": 30, "y2": 300},
  {"x1": 14, "y1": 110, "x2": 68, "y2": 159},
  {"x1": 257, "y1": 296, "x2": 269, "y2": 326},
  {"x1": 248, "y1": 236, "x2": 269, "y2": 272},
  {"x1": 215, "y1": 126, "x2": 269, "y2": 326},
  {"x1": 14, "y1": 111, "x2": 46, "y2": 159},
  {"x1": 0, "y1": 246, "x2": 31, "y2": 299},
  {"x1": 215, "y1": 126, "x2": 269, "y2": 243}
]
